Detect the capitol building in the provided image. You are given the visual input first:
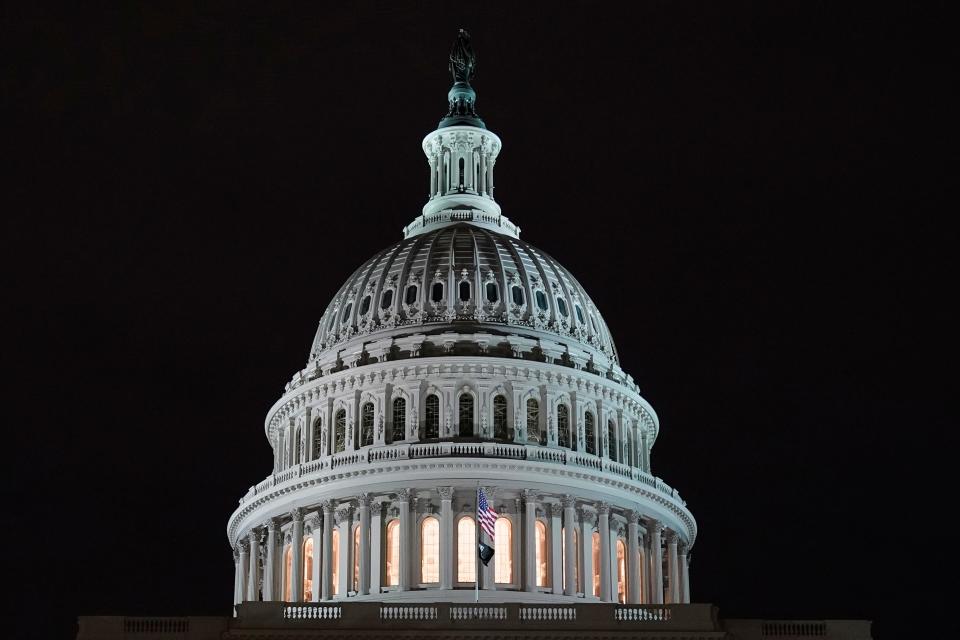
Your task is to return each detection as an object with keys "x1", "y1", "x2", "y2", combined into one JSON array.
[{"x1": 77, "y1": 31, "x2": 871, "y2": 640}]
